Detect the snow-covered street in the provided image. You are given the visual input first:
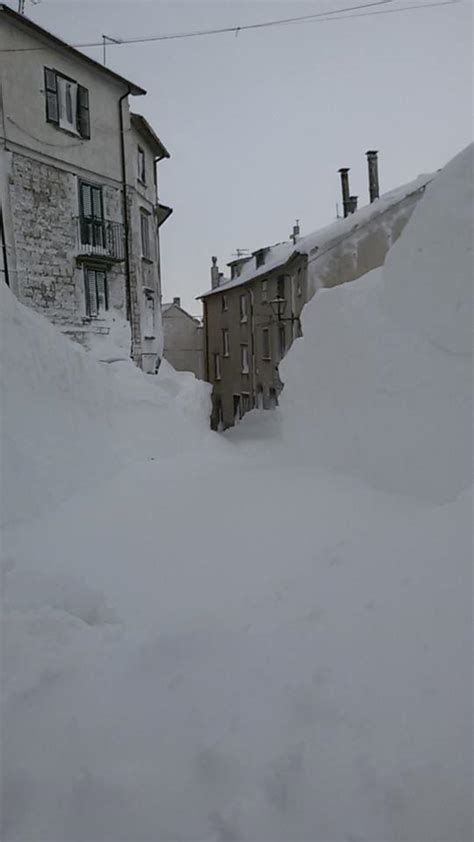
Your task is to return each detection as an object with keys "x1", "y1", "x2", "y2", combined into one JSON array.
[{"x1": 1, "y1": 147, "x2": 472, "y2": 840}]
